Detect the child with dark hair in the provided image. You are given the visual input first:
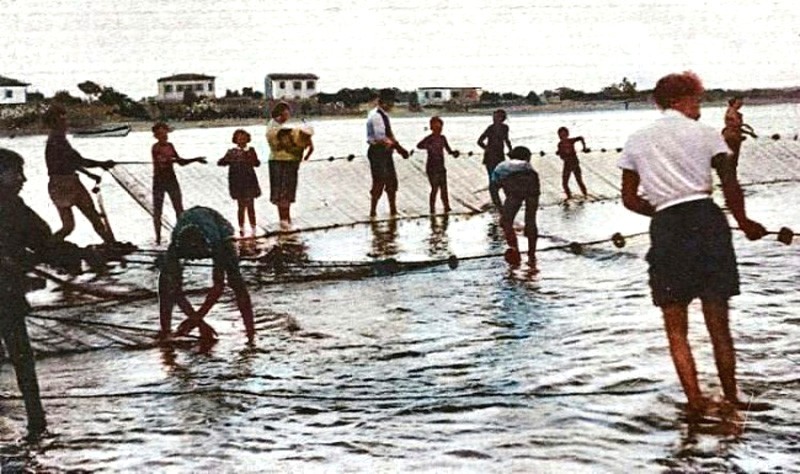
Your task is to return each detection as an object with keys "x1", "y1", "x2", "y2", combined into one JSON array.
[
  {"x1": 477, "y1": 108, "x2": 512, "y2": 208},
  {"x1": 722, "y1": 96, "x2": 757, "y2": 171},
  {"x1": 151, "y1": 122, "x2": 206, "y2": 245},
  {"x1": 218, "y1": 129, "x2": 261, "y2": 237},
  {"x1": 417, "y1": 116, "x2": 459, "y2": 214},
  {"x1": 555, "y1": 126, "x2": 589, "y2": 199}
]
